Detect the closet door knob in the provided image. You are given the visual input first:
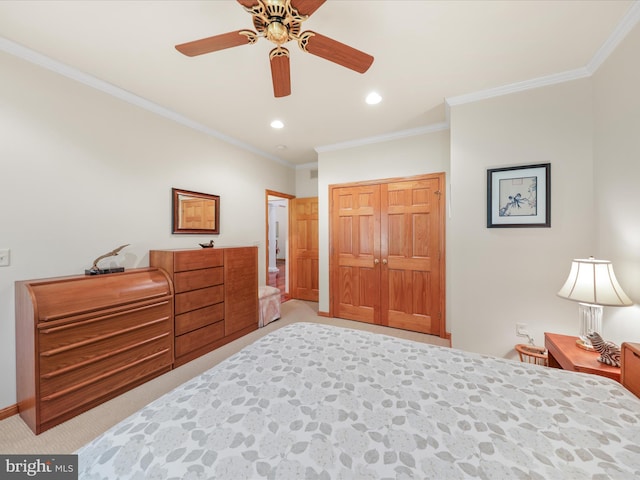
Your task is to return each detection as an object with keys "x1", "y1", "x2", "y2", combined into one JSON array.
[
  {"x1": 382, "y1": 259, "x2": 388, "y2": 265},
  {"x1": 374, "y1": 259, "x2": 380, "y2": 265}
]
